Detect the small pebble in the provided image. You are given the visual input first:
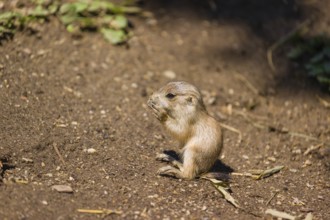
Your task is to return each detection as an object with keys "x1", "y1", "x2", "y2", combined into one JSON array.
[
  {"x1": 51, "y1": 185, "x2": 73, "y2": 193},
  {"x1": 242, "y1": 155, "x2": 249, "y2": 160},
  {"x1": 303, "y1": 159, "x2": 312, "y2": 167},
  {"x1": 267, "y1": 156, "x2": 276, "y2": 162},
  {"x1": 163, "y1": 70, "x2": 176, "y2": 79},
  {"x1": 45, "y1": 173, "x2": 53, "y2": 177},
  {"x1": 22, "y1": 158, "x2": 34, "y2": 163},
  {"x1": 85, "y1": 148, "x2": 97, "y2": 154}
]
